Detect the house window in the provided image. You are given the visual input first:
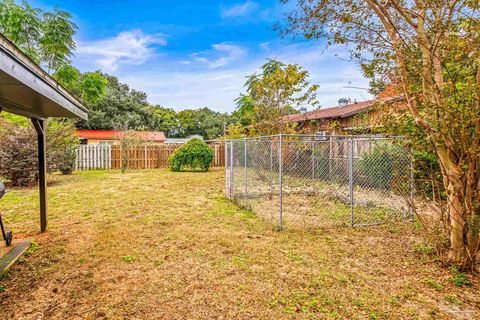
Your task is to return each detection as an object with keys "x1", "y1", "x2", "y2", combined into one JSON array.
[{"x1": 79, "y1": 138, "x2": 88, "y2": 145}]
